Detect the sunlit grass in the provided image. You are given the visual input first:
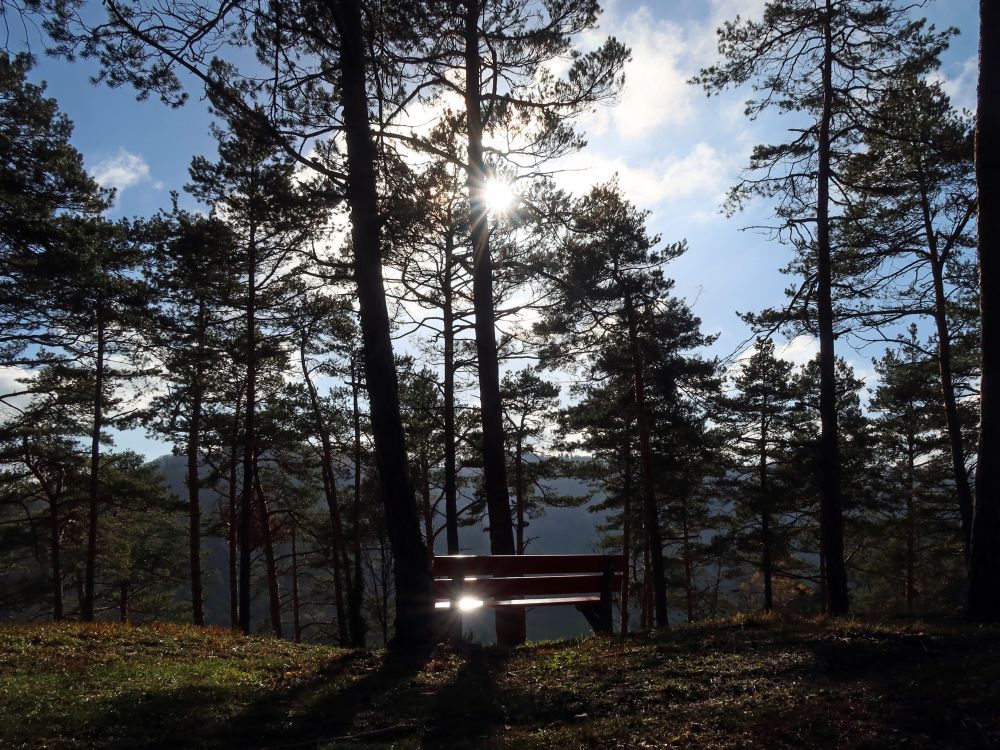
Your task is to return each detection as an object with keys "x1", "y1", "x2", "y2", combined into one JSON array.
[{"x1": 2, "y1": 617, "x2": 999, "y2": 748}]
